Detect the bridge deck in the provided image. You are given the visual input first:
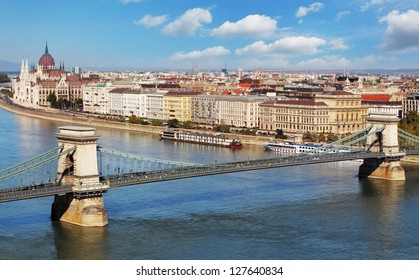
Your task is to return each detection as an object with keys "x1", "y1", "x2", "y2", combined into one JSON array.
[{"x1": 105, "y1": 151, "x2": 386, "y2": 188}]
